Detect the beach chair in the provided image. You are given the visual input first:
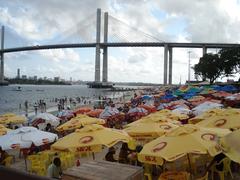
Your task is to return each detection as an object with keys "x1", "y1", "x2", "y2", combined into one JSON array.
[
  {"x1": 2, "y1": 156, "x2": 13, "y2": 167},
  {"x1": 196, "y1": 172, "x2": 208, "y2": 180},
  {"x1": 211, "y1": 157, "x2": 233, "y2": 180},
  {"x1": 144, "y1": 163, "x2": 153, "y2": 180},
  {"x1": 144, "y1": 173, "x2": 152, "y2": 180}
]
